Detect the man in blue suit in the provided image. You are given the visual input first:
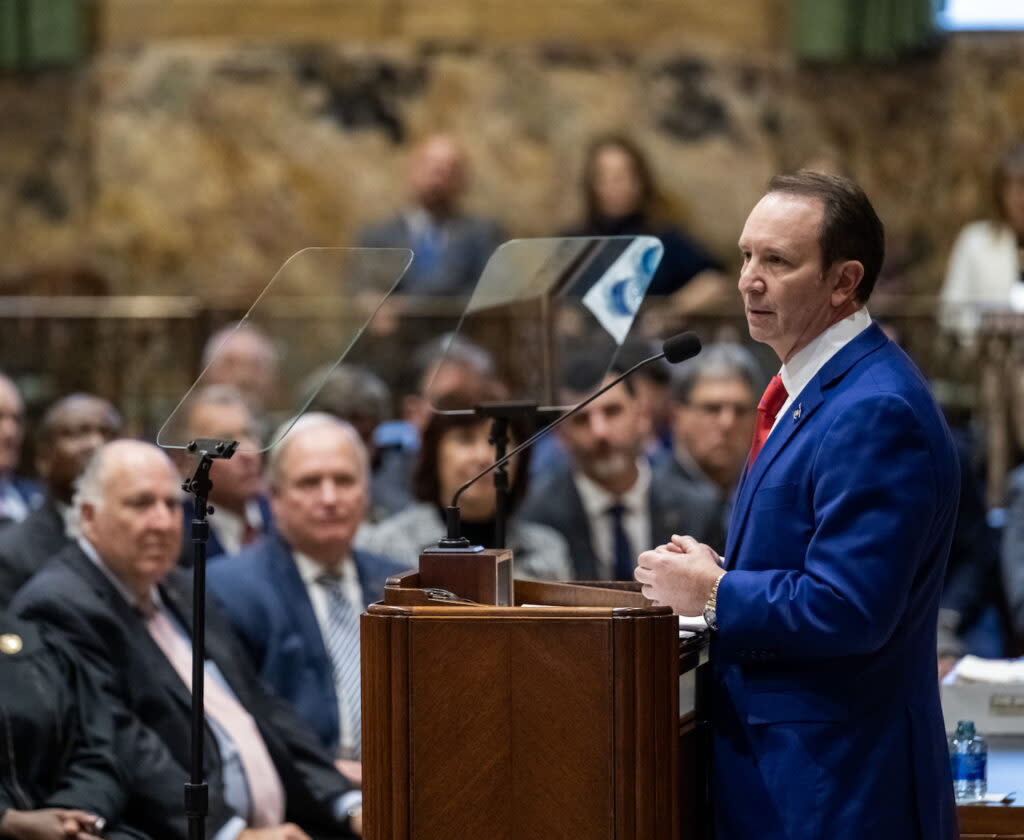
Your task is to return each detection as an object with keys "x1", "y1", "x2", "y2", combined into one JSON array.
[
  {"x1": 208, "y1": 413, "x2": 406, "y2": 785},
  {"x1": 636, "y1": 171, "x2": 959, "y2": 840}
]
